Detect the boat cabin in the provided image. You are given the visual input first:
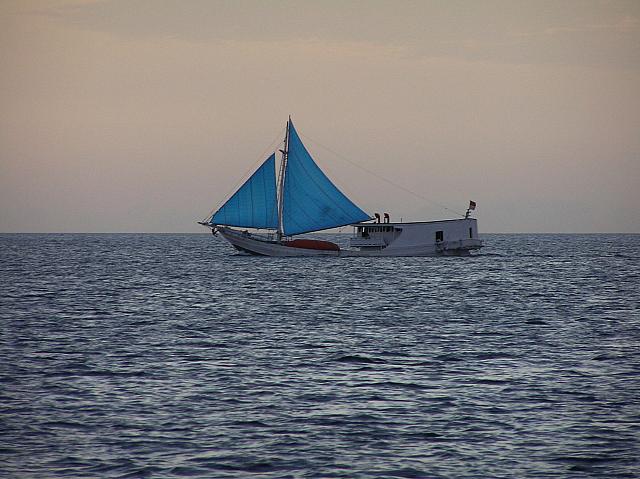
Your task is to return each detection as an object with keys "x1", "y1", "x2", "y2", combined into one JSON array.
[
  {"x1": 350, "y1": 224, "x2": 402, "y2": 249},
  {"x1": 349, "y1": 217, "x2": 480, "y2": 253}
]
